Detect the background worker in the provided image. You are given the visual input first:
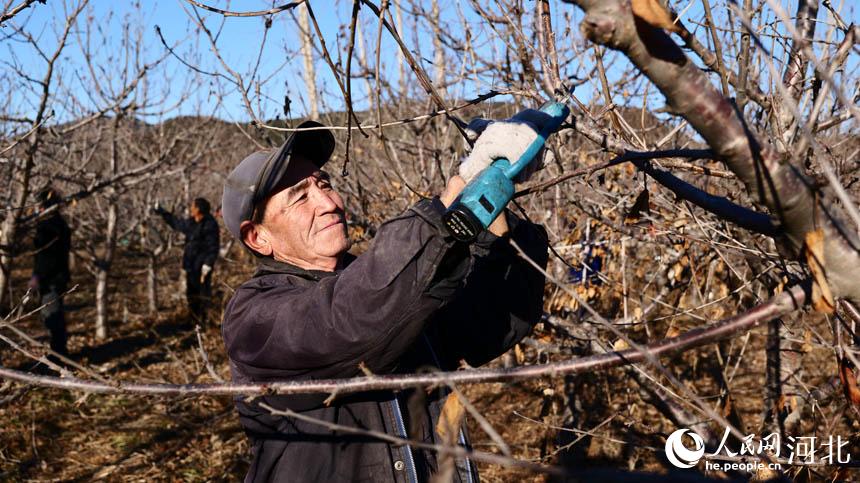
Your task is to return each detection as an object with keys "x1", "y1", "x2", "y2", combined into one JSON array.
[
  {"x1": 154, "y1": 197, "x2": 220, "y2": 323},
  {"x1": 29, "y1": 187, "x2": 72, "y2": 360}
]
